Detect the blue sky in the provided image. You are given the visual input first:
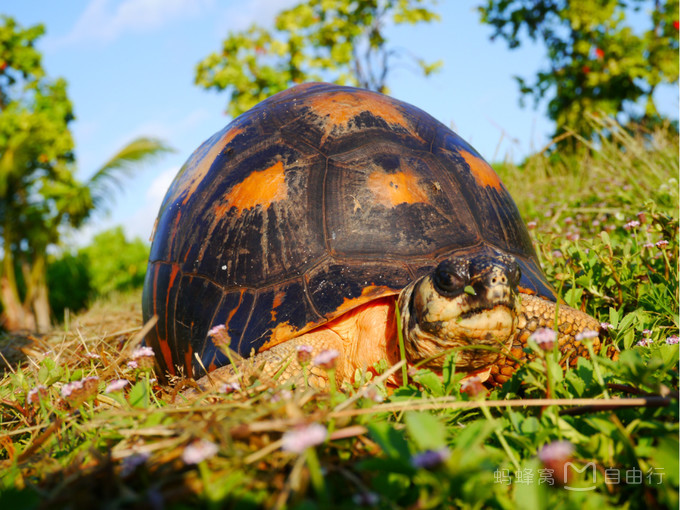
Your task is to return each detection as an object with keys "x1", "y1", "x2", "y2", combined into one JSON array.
[{"x1": 4, "y1": 0, "x2": 678, "y2": 247}]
